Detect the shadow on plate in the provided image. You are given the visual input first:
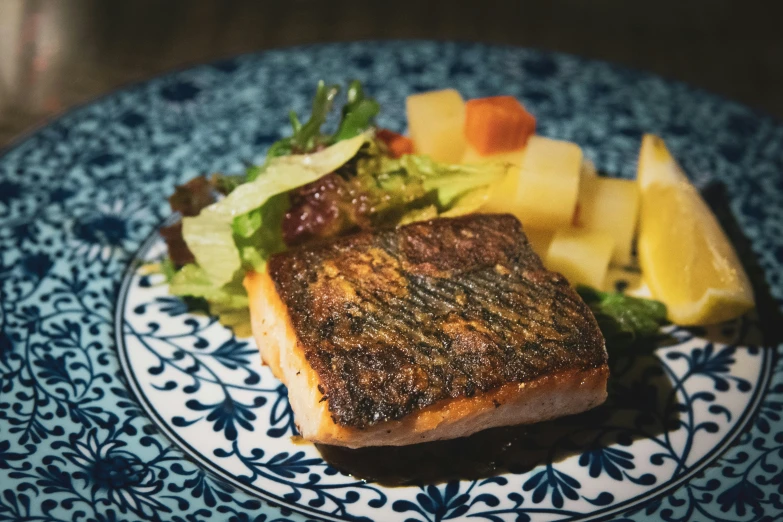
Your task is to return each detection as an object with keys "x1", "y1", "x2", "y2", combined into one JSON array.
[{"x1": 316, "y1": 350, "x2": 677, "y2": 486}]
